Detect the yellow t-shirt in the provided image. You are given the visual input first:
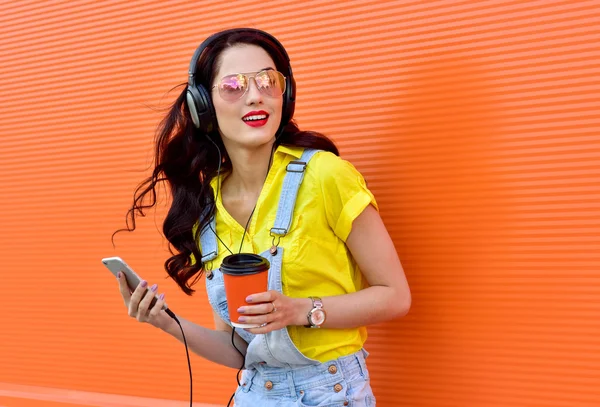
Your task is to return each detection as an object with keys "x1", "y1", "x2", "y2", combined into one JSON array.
[{"x1": 201, "y1": 145, "x2": 378, "y2": 362}]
